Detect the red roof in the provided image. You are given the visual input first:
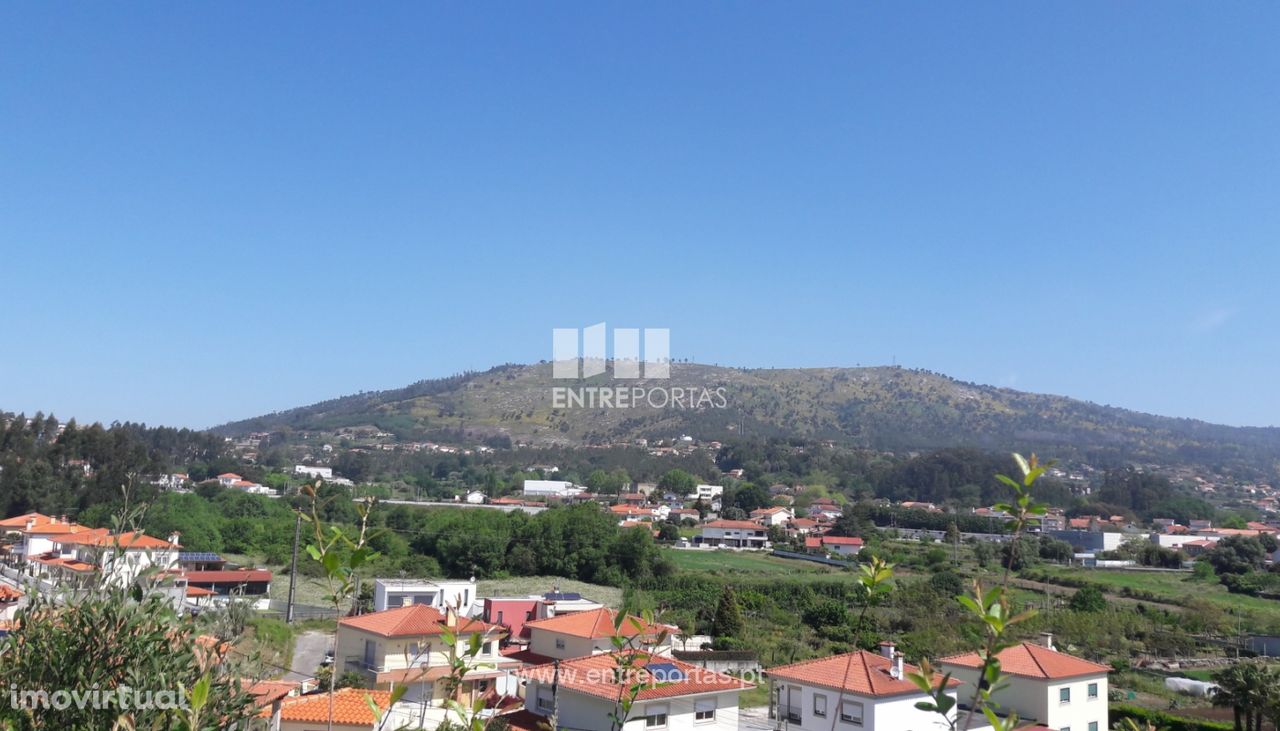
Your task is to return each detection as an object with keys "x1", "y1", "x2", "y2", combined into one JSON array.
[
  {"x1": 54, "y1": 530, "x2": 179, "y2": 550},
  {"x1": 702, "y1": 519, "x2": 763, "y2": 530},
  {"x1": 768, "y1": 650, "x2": 958, "y2": 698},
  {"x1": 525, "y1": 607, "x2": 662, "y2": 640},
  {"x1": 939, "y1": 642, "x2": 1110, "y2": 680},
  {"x1": 271, "y1": 688, "x2": 391, "y2": 727},
  {"x1": 520, "y1": 651, "x2": 752, "y2": 702},
  {"x1": 822, "y1": 536, "x2": 864, "y2": 546},
  {"x1": 182, "y1": 569, "x2": 273, "y2": 584},
  {"x1": 242, "y1": 679, "x2": 298, "y2": 707},
  {"x1": 0, "y1": 512, "x2": 52, "y2": 529},
  {"x1": 0, "y1": 585, "x2": 23, "y2": 602},
  {"x1": 339, "y1": 604, "x2": 502, "y2": 639}
]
